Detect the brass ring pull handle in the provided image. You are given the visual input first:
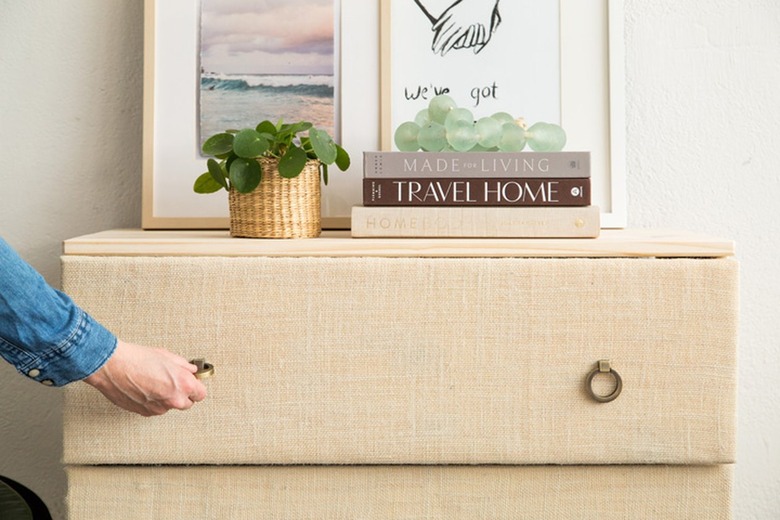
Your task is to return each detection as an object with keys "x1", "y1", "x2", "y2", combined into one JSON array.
[
  {"x1": 586, "y1": 360, "x2": 622, "y2": 403},
  {"x1": 191, "y1": 358, "x2": 215, "y2": 380}
]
